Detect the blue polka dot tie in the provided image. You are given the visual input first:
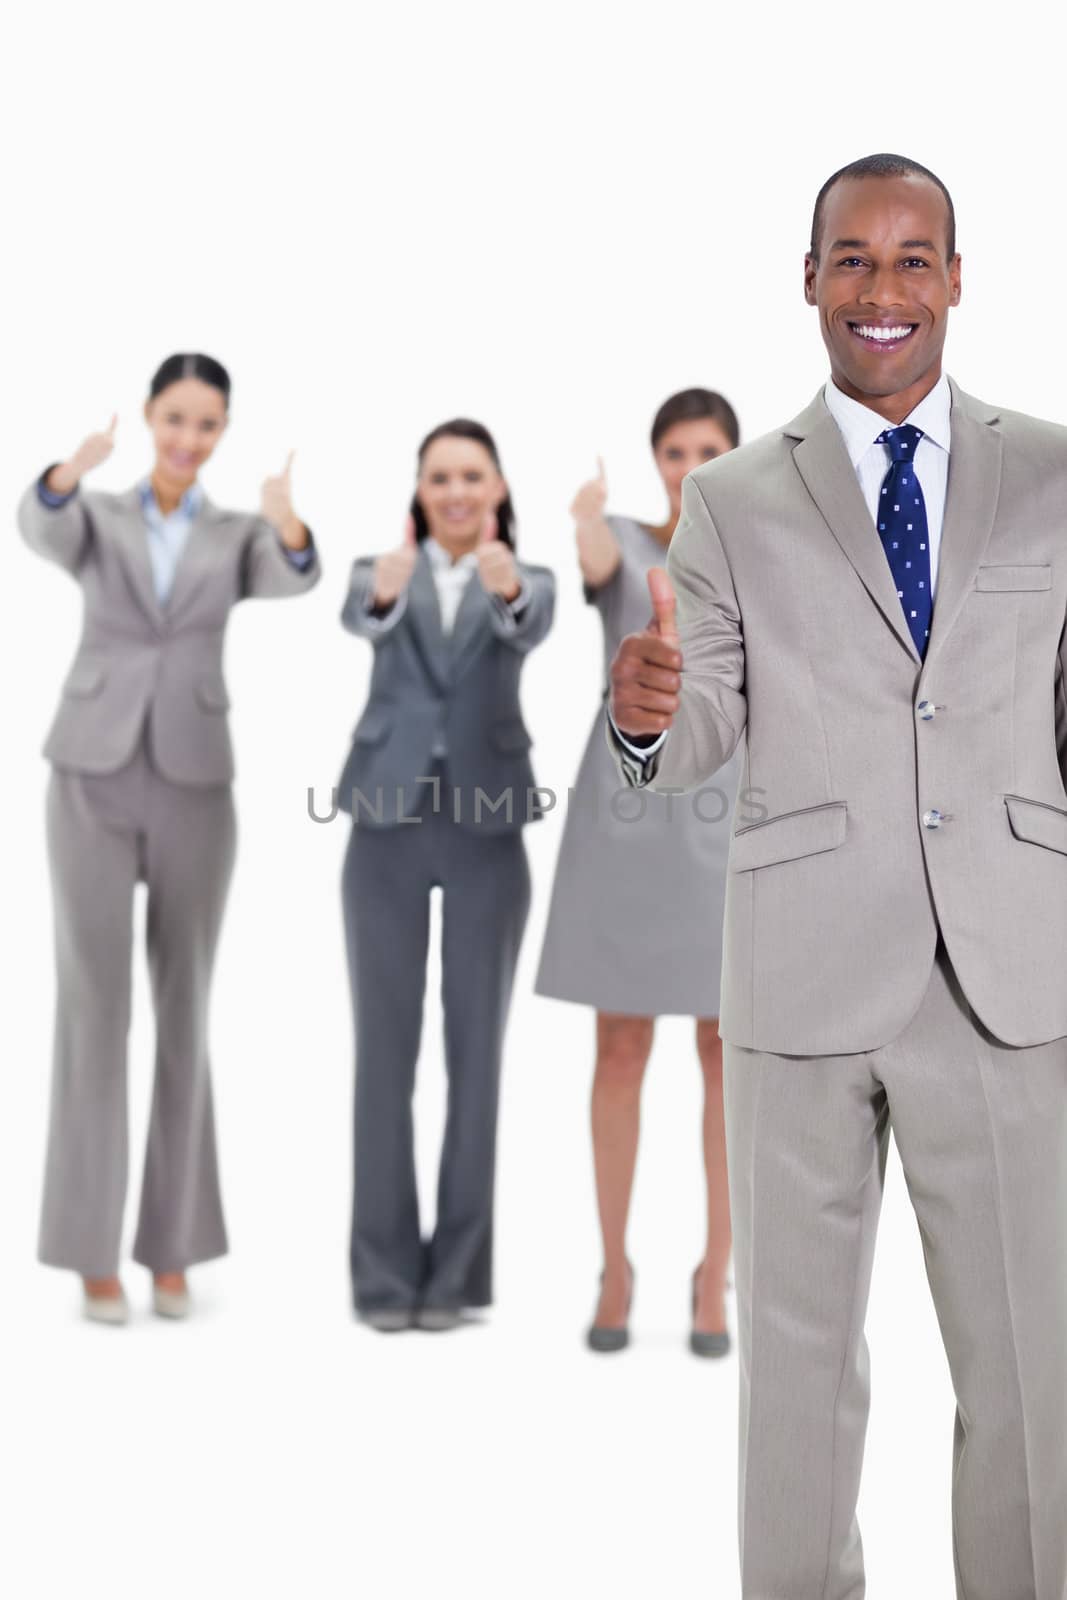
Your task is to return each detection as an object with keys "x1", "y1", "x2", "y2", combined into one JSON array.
[{"x1": 875, "y1": 423, "x2": 931, "y2": 658}]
